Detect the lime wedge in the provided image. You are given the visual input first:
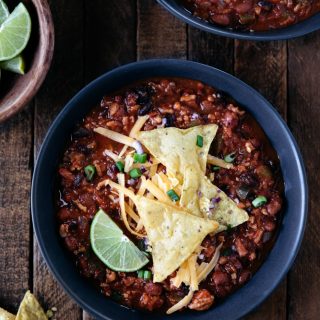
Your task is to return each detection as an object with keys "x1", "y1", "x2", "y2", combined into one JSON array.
[
  {"x1": 0, "y1": 0, "x2": 9, "y2": 25},
  {"x1": 0, "y1": 3, "x2": 31, "y2": 61},
  {"x1": 0, "y1": 54, "x2": 25, "y2": 74},
  {"x1": 90, "y1": 209, "x2": 149, "y2": 272}
]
